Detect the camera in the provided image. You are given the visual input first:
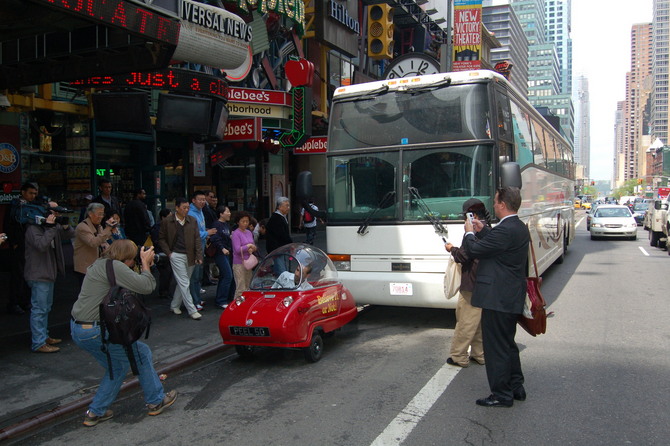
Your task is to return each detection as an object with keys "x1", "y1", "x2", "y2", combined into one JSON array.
[
  {"x1": 0, "y1": 234, "x2": 7, "y2": 241},
  {"x1": 35, "y1": 214, "x2": 71, "y2": 226},
  {"x1": 136, "y1": 247, "x2": 167, "y2": 266}
]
